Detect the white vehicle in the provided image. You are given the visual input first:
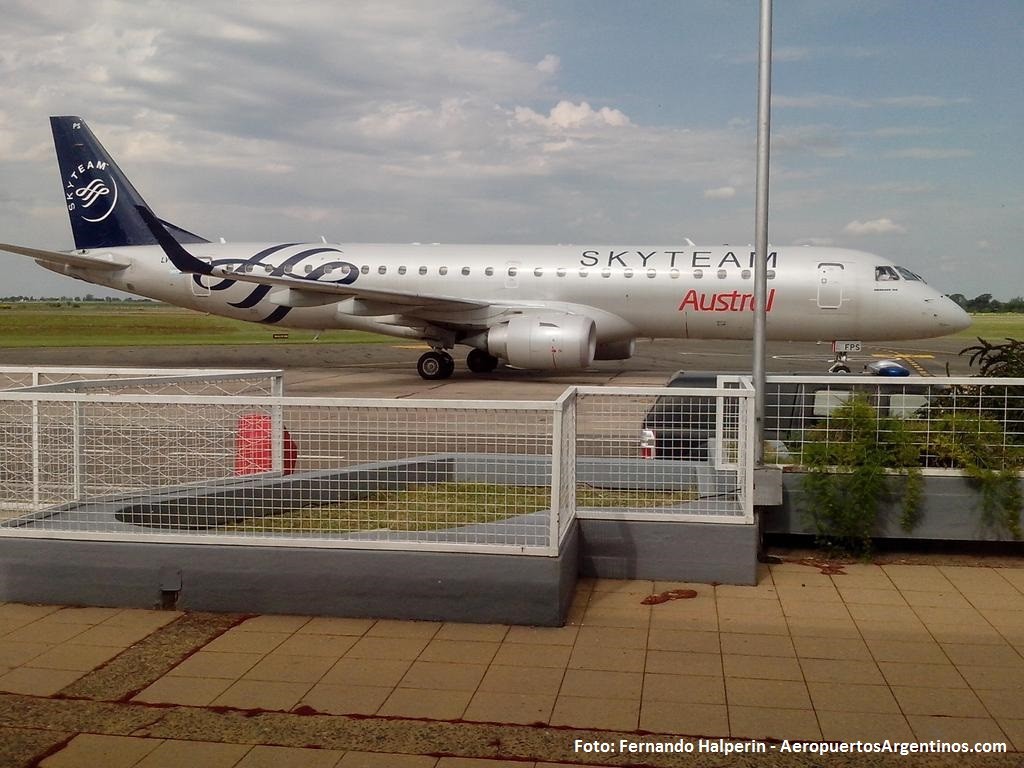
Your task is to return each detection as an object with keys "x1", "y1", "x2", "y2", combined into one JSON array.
[{"x1": 2, "y1": 116, "x2": 970, "y2": 379}]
